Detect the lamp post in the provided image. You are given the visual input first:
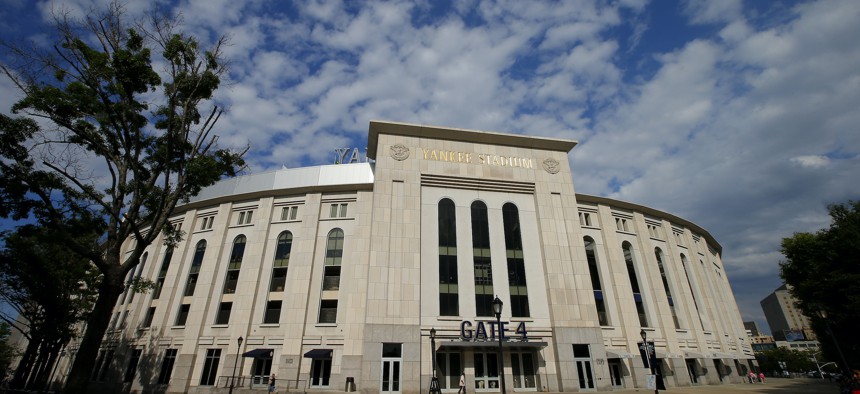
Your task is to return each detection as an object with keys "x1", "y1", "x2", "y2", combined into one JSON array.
[
  {"x1": 817, "y1": 310, "x2": 849, "y2": 376},
  {"x1": 640, "y1": 330, "x2": 657, "y2": 394},
  {"x1": 229, "y1": 336, "x2": 243, "y2": 394},
  {"x1": 429, "y1": 328, "x2": 441, "y2": 394},
  {"x1": 492, "y1": 296, "x2": 506, "y2": 394}
]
